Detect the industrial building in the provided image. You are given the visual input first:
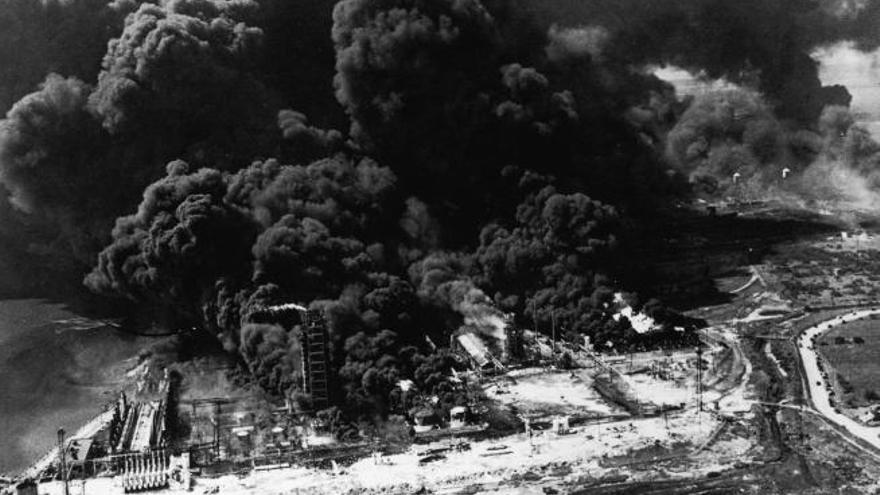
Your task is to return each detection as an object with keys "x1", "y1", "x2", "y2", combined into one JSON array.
[
  {"x1": 452, "y1": 313, "x2": 523, "y2": 373},
  {"x1": 454, "y1": 332, "x2": 503, "y2": 372},
  {"x1": 250, "y1": 303, "x2": 332, "y2": 410},
  {"x1": 38, "y1": 371, "x2": 180, "y2": 494},
  {"x1": 109, "y1": 395, "x2": 167, "y2": 455}
]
